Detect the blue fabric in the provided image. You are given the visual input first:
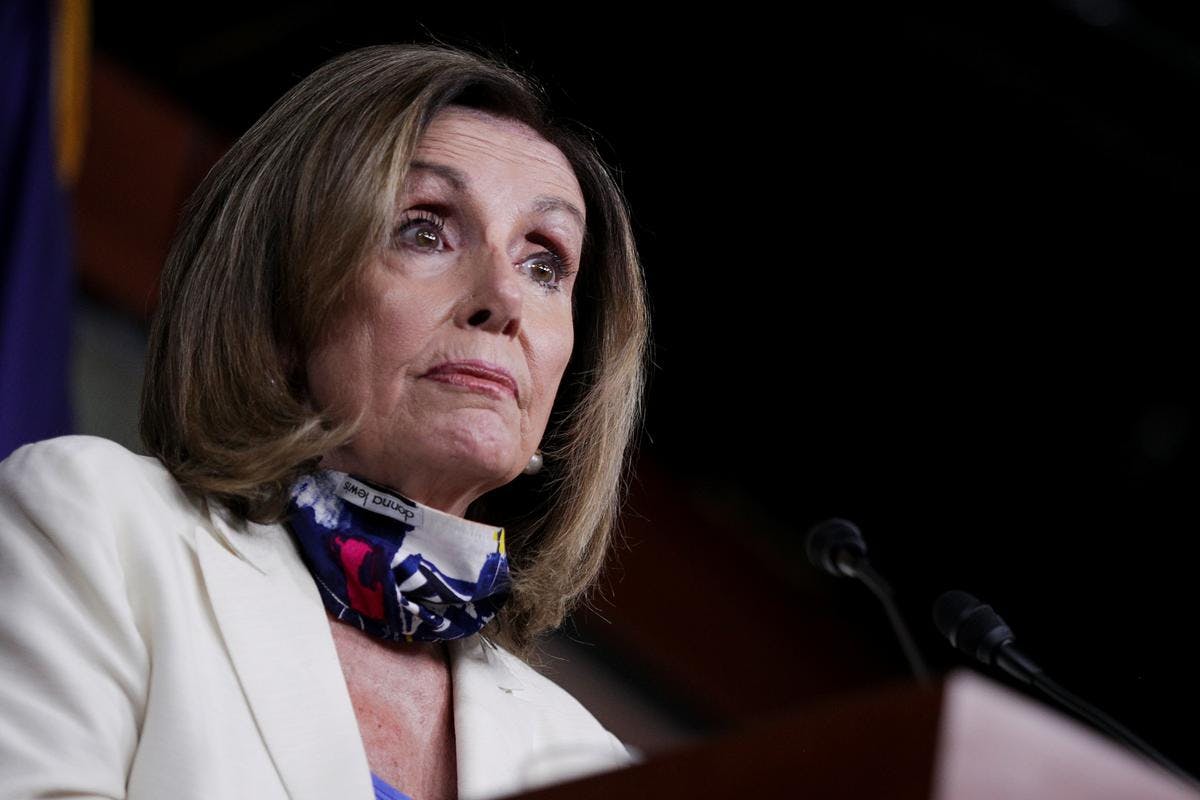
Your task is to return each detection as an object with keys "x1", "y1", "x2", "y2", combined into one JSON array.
[
  {"x1": 371, "y1": 771, "x2": 415, "y2": 800},
  {"x1": 0, "y1": 0, "x2": 75, "y2": 459},
  {"x1": 286, "y1": 470, "x2": 510, "y2": 642}
]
